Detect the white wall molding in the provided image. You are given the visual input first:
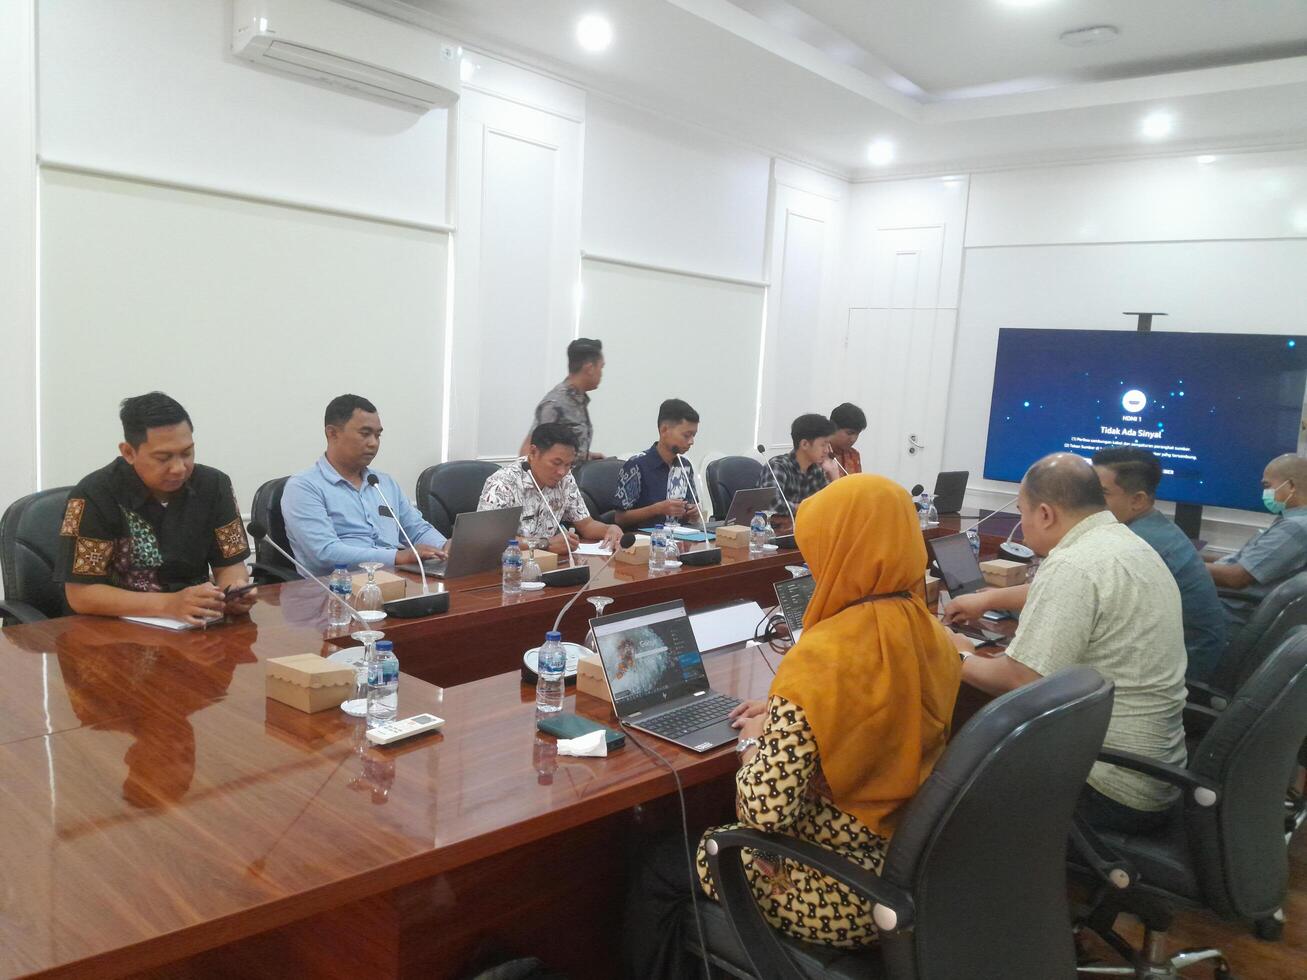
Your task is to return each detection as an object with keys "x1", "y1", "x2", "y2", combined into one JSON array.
[
  {"x1": 581, "y1": 252, "x2": 768, "y2": 290},
  {"x1": 38, "y1": 159, "x2": 456, "y2": 235}
]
